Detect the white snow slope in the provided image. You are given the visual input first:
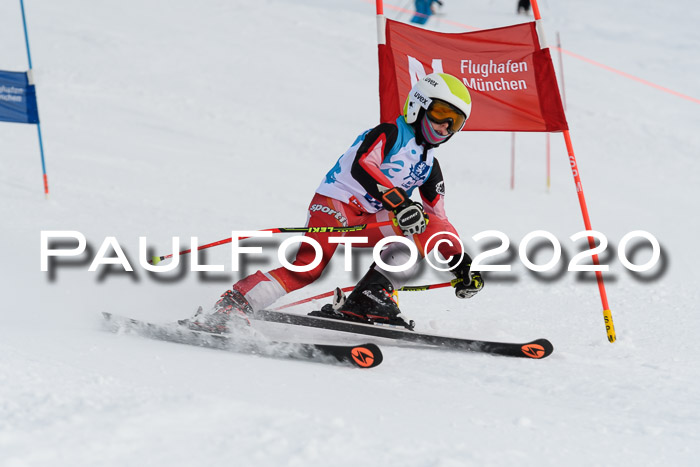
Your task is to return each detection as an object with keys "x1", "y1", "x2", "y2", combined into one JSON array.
[{"x1": 2, "y1": 0, "x2": 699, "y2": 465}]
